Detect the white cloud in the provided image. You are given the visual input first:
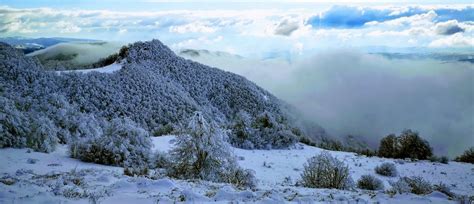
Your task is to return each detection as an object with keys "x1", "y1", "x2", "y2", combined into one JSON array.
[
  {"x1": 56, "y1": 21, "x2": 81, "y2": 33},
  {"x1": 1, "y1": 21, "x2": 37, "y2": 33},
  {"x1": 169, "y1": 22, "x2": 217, "y2": 33},
  {"x1": 118, "y1": 28, "x2": 127, "y2": 34},
  {"x1": 366, "y1": 10, "x2": 437, "y2": 29},
  {"x1": 274, "y1": 18, "x2": 300, "y2": 36},
  {"x1": 171, "y1": 35, "x2": 224, "y2": 49},
  {"x1": 0, "y1": 5, "x2": 472, "y2": 51},
  {"x1": 363, "y1": 10, "x2": 474, "y2": 45},
  {"x1": 429, "y1": 33, "x2": 474, "y2": 47}
]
